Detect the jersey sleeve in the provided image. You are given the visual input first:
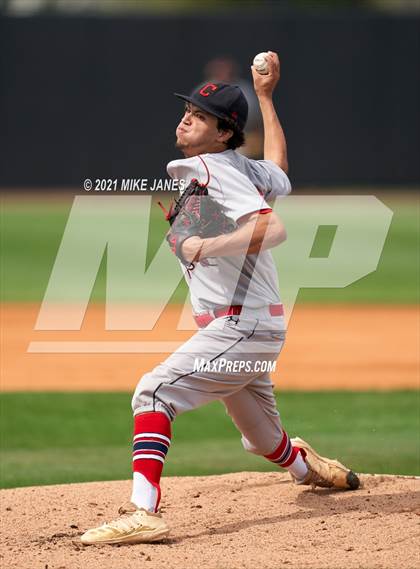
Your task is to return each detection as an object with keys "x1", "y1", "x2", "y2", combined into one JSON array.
[
  {"x1": 166, "y1": 156, "x2": 202, "y2": 187},
  {"x1": 249, "y1": 159, "x2": 292, "y2": 201},
  {"x1": 214, "y1": 179, "x2": 271, "y2": 223},
  {"x1": 204, "y1": 156, "x2": 272, "y2": 223},
  {"x1": 167, "y1": 154, "x2": 272, "y2": 223}
]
